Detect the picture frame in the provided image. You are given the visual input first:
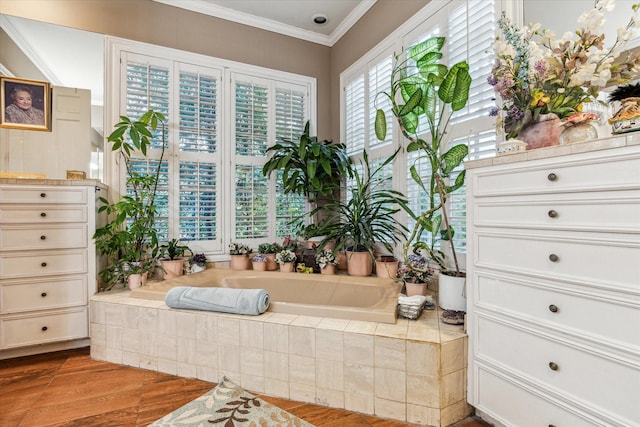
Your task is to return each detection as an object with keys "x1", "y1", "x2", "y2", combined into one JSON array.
[{"x1": 0, "y1": 76, "x2": 51, "y2": 131}]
